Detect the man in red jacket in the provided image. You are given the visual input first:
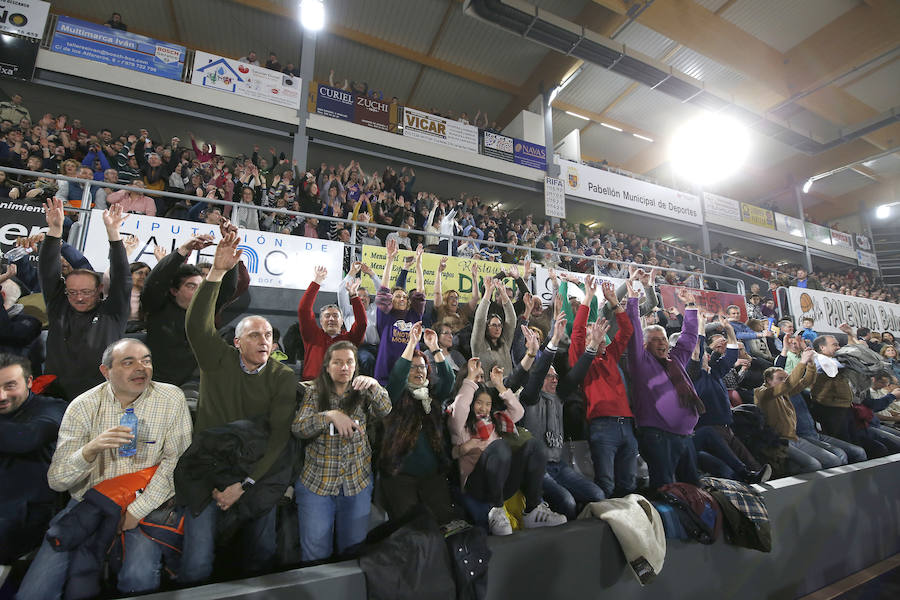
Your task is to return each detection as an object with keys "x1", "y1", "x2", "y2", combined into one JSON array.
[
  {"x1": 297, "y1": 265, "x2": 367, "y2": 380},
  {"x1": 569, "y1": 277, "x2": 636, "y2": 498}
]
